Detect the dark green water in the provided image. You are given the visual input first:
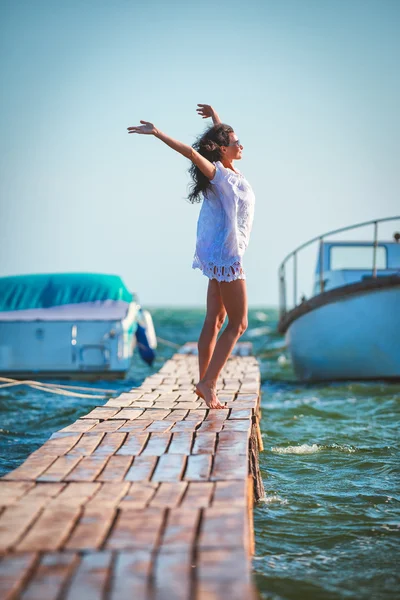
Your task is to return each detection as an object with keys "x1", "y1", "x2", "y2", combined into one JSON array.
[{"x1": 0, "y1": 308, "x2": 399, "y2": 599}]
